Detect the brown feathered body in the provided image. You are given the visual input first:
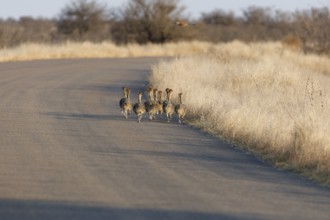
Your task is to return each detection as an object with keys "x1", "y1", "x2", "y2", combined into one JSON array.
[
  {"x1": 144, "y1": 87, "x2": 154, "y2": 113},
  {"x1": 175, "y1": 93, "x2": 187, "y2": 124},
  {"x1": 123, "y1": 88, "x2": 133, "y2": 118},
  {"x1": 133, "y1": 92, "x2": 146, "y2": 123},
  {"x1": 146, "y1": 89, "x2": 159, "y2": 120},
  {"x1": 155, "y1": 90, "x2": 163, "y2": 118},
  {"x1": 119, "y1": 87, "x2": 128, "y2": 117},
  {"x1": 163, "y1": 89, "x2": 174, "y2": 122}
]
